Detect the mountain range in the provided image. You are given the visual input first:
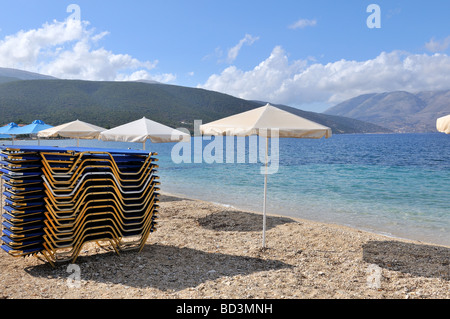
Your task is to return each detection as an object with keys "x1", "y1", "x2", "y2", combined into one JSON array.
[
  {"x1": 3, "y1": 67, "x2": 448, "y2": 133},
  {"x1": 0, "y1": 67, "x2": 56, "y2": 83},
  {"x1": 0, "y1": 68, "x2": 390, "y2": 135},
  {"x1": 324, "y1": 90, "x2": 450, "y2": 133}
]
